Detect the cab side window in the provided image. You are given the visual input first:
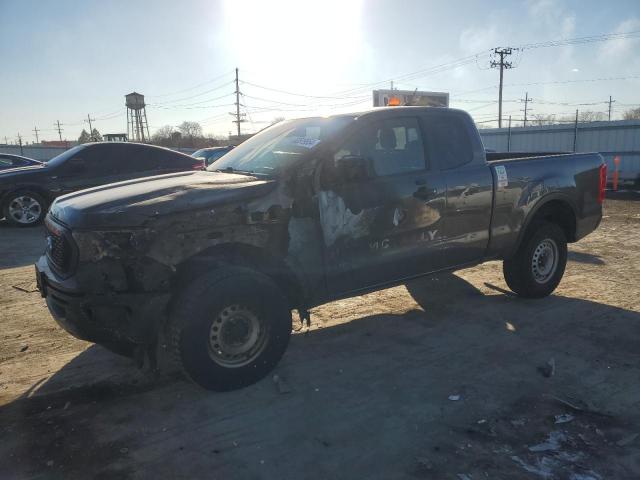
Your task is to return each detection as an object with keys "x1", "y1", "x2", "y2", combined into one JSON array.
[
  {"x1": 334, "y1": 117, "x2": 427, "y2": 177},
  {"x1": 421, "y1": 115, "x2": 473, "y2": 170}
]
